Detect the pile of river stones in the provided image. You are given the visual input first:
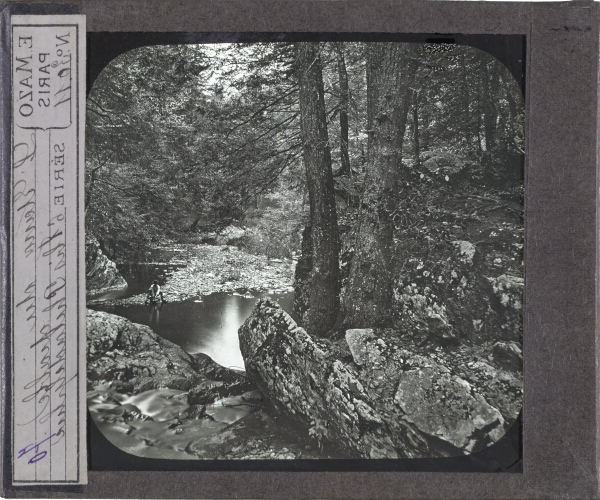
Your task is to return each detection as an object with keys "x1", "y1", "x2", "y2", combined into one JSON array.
[{"x1": 93, "y1": 244, "x2": 296, "y2": 306}]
